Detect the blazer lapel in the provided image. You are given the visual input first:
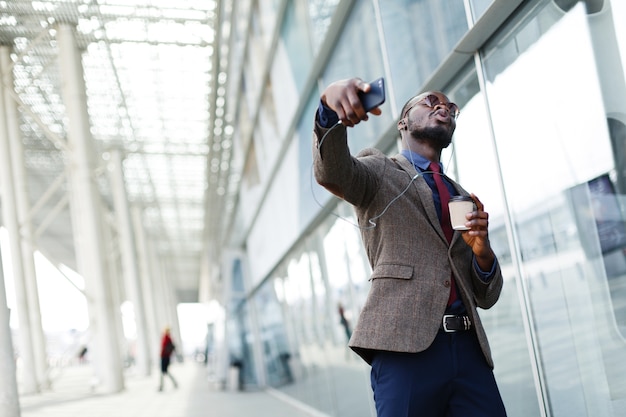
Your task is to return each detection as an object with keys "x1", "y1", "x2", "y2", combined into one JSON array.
[{"x1": 394, "y1": 154, "x2": 447, "y2": 243}]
